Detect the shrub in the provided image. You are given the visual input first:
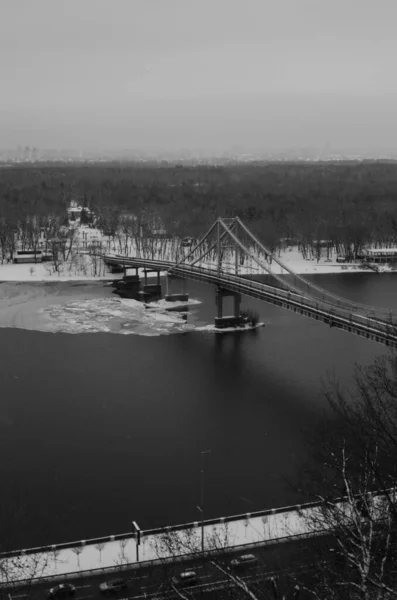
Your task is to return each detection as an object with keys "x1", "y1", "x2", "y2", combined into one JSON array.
[{"x1": 240, "y1": 308, "x2": 259, "y2": 326}]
